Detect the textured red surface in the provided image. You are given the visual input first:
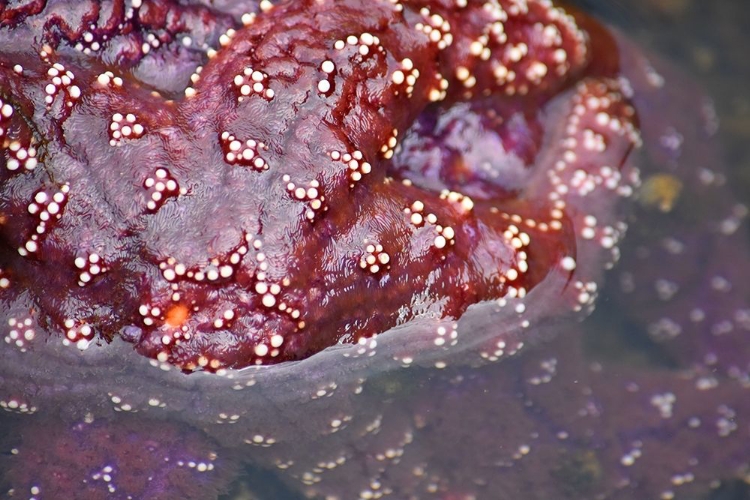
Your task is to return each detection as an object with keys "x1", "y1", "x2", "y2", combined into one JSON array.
[
  {"x1": 1, "y1": 0, "x2": 638, "y2": 370},
  {"x1": 1, "y1": 2, "x2": 748, "y2": 499}
]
